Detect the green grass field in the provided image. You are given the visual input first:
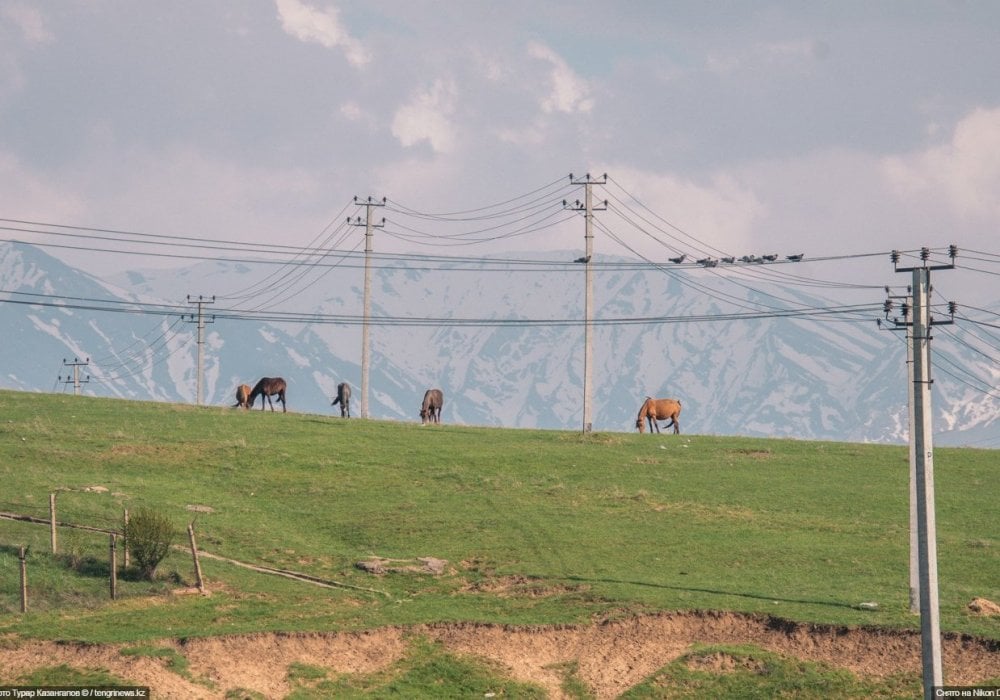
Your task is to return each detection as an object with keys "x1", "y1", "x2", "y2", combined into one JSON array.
[{"x1": 0, "y1": 390, "x2": 997, "y2": 695}]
